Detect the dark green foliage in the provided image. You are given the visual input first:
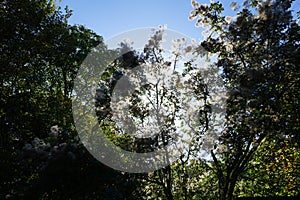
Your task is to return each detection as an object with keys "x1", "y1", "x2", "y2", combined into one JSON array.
[
  {"x1": 0, "y1": 0, "x2": 139, "y2": 198},
  {"x1": 190, "y1": 0, "x2": 300, "y2": 199}
]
